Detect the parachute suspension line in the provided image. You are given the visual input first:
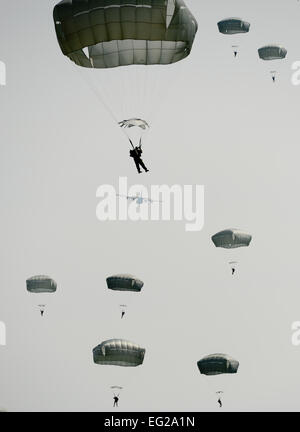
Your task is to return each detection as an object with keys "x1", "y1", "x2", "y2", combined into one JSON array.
[
  {"x1": 147, "y1": 60, "x2": 183, "y2": 131},
  {"x1": 115, "y1": 39, "x2": 125, "y2": 121},
  {"x1": 74, "y1": 66, "x2": 119, "y2": 124},
  {"x1": 140, "y1": 65, "x2": 150, "y2": 146},
  {"x1": 74, "y1": 66, "x2": 130, "y2": 141},
  {"x1": 143, "y1": 49, "x2": 151, "y2": 116},
  {"x1": 202, "y1": 377, "x2": 223, "y2": 402},
  {"x1": 138, "y1": 65, "x2": 146, "y2": 118},
  {"x1": 136, "y1": 65, "x2": 145, "y2": 119},
  {"x1": 119, "y1": 68, "x2": 128, "y2": 122},
  {"x1": 123, "y1": 127, "x2": 134, "y2": 147}
]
